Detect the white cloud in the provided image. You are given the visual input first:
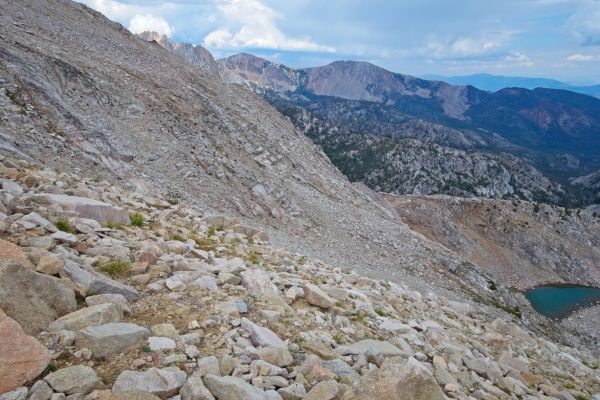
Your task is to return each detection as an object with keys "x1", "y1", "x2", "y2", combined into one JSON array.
[
  {"x1": 566, "y1": 53, "x2": 599, "y2": 61},
  {"x1": 203, "y1": 0, "x2": 335, "y2": 52},
  {"x1": 505, "y1": 52, "x2": 534, "y2": 66},
  {"x1": 128, "y1": 14, "x2": 174, "y2": 36},
  {"x1": 423, "y1": 32, "x2": 513, "y2": 59}
]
